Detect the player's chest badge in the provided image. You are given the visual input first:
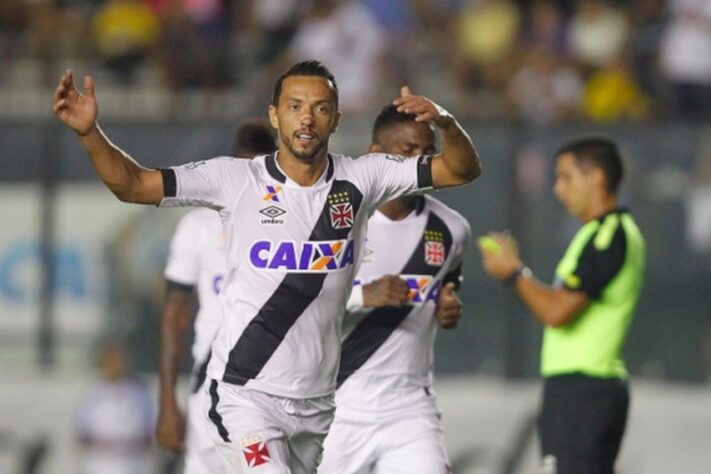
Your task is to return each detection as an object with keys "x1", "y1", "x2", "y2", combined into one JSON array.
[
  {"x1": 328, "y1": 191, "x2": 354, "y2": 230},
  {"x1": 424, "y1": 229, "x2": 446, "y2": 266}
]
